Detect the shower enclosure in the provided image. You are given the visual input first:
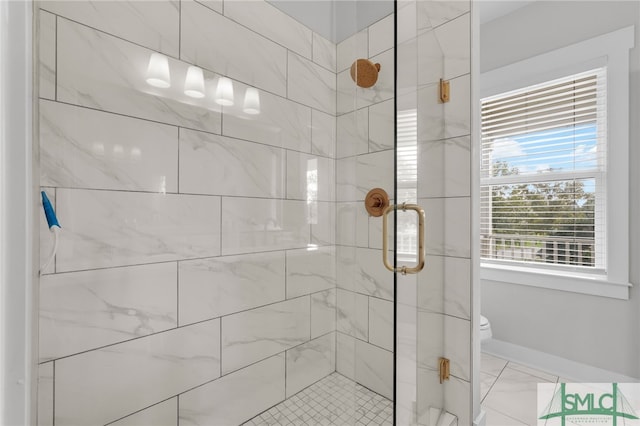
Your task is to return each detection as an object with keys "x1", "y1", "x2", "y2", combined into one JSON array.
[{"x1": 34, "y1": 0, "x2": 474, "y2": 425}]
